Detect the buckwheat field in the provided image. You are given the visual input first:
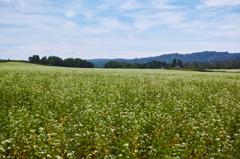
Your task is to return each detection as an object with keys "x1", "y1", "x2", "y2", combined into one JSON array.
[{"x1": 0, "y1": 62, "x2": 240, "y2": 159}]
